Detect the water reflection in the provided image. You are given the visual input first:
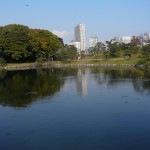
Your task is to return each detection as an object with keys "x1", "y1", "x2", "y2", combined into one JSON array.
[
  {"x1": 90, "y1": 67, "x2": 150, "y2": 95},
  {"x1": 0, "y1": 67, "x2": 150, "y2": 108},
  {"x1": 0, "y1": 68, "x2": 76, "y2": 107},
  {"x1": 0, "y1": 70, "x2": 51, "y2": 107},
  {"x1": 76, "y1": 69, "x2": 87, "y2": 96}
]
